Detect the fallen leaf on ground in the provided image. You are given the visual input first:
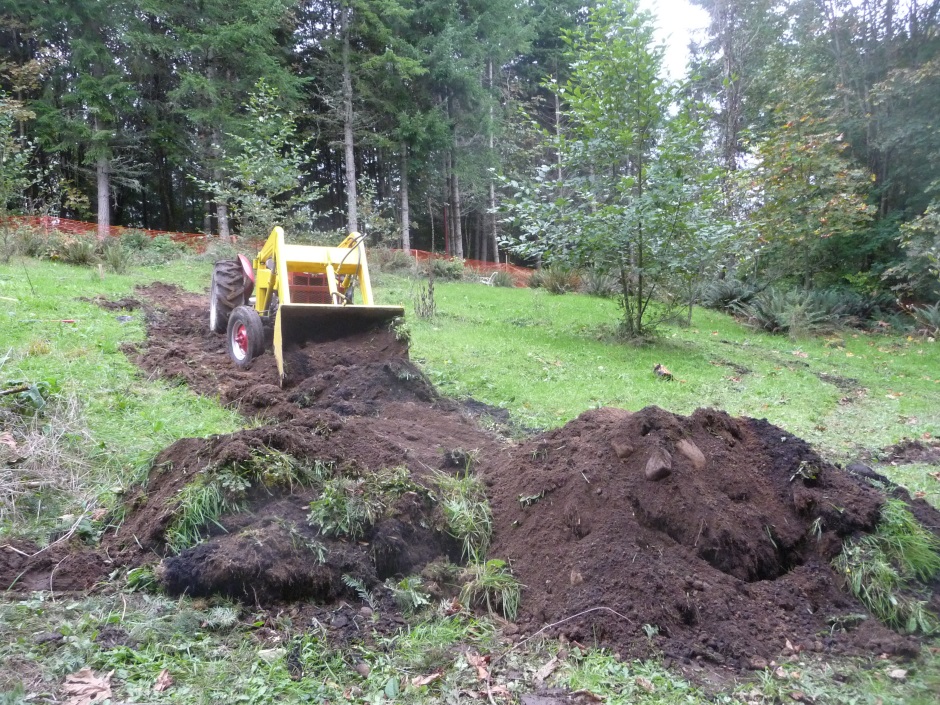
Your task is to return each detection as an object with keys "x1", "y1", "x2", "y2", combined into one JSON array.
[
  {"x1": 791, "y1": 351, "x2": 808, "y2": 358},
  {"x1": 154, "y1": 668, "x2": 173, "y2": 692},
  {"x1": 63, "y1": 668, "x2": 113, "y2": 705},
  {"x1": 411, "y1": 672, "x2": 442, "y2": 687},
  {"x1": 534, "y1": 656, "x2": 559, "y2": 683},
  {"x1": 466, "y1": 651, "x2": 490, "y2": 681},
  {"x1": 635, "y1": 676, "x2": 655, "y2": 692},
  {"x1": 0, "y1": 432, "x2": 16, "y2": 450}
]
